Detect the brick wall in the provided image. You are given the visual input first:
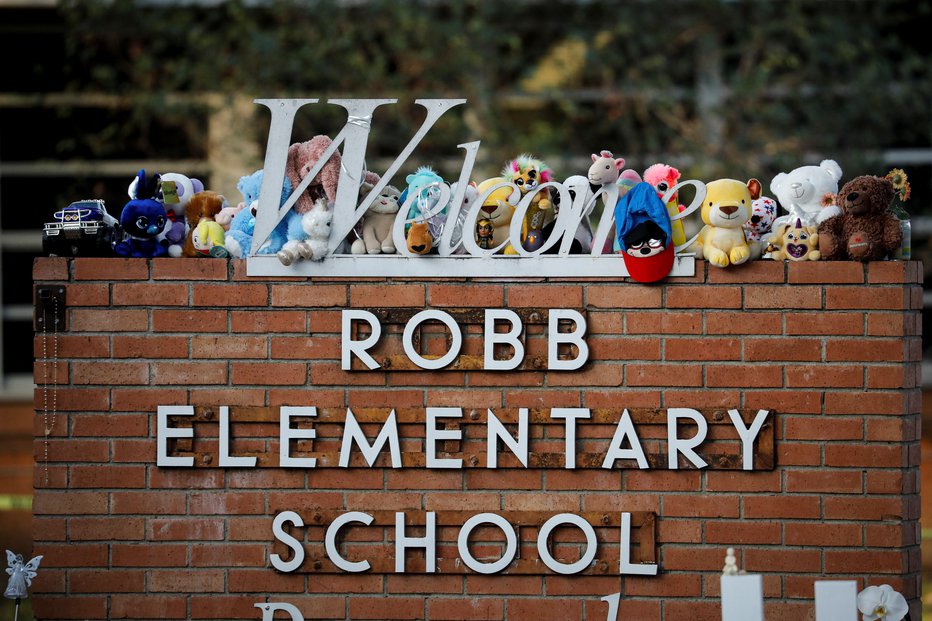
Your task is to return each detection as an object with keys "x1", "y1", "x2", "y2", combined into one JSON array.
[{"x1": 31, "y1": 257, "x2": 922, "y2": 621}]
